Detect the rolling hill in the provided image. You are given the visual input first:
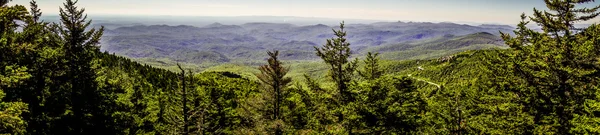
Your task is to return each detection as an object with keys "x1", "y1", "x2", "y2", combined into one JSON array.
[
  {"x1": 367, "y1": 32, "x2": 506, "y2": 60},
  {"x1": 100, "y1": 22, "x2": 512, "y2": 64}
]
